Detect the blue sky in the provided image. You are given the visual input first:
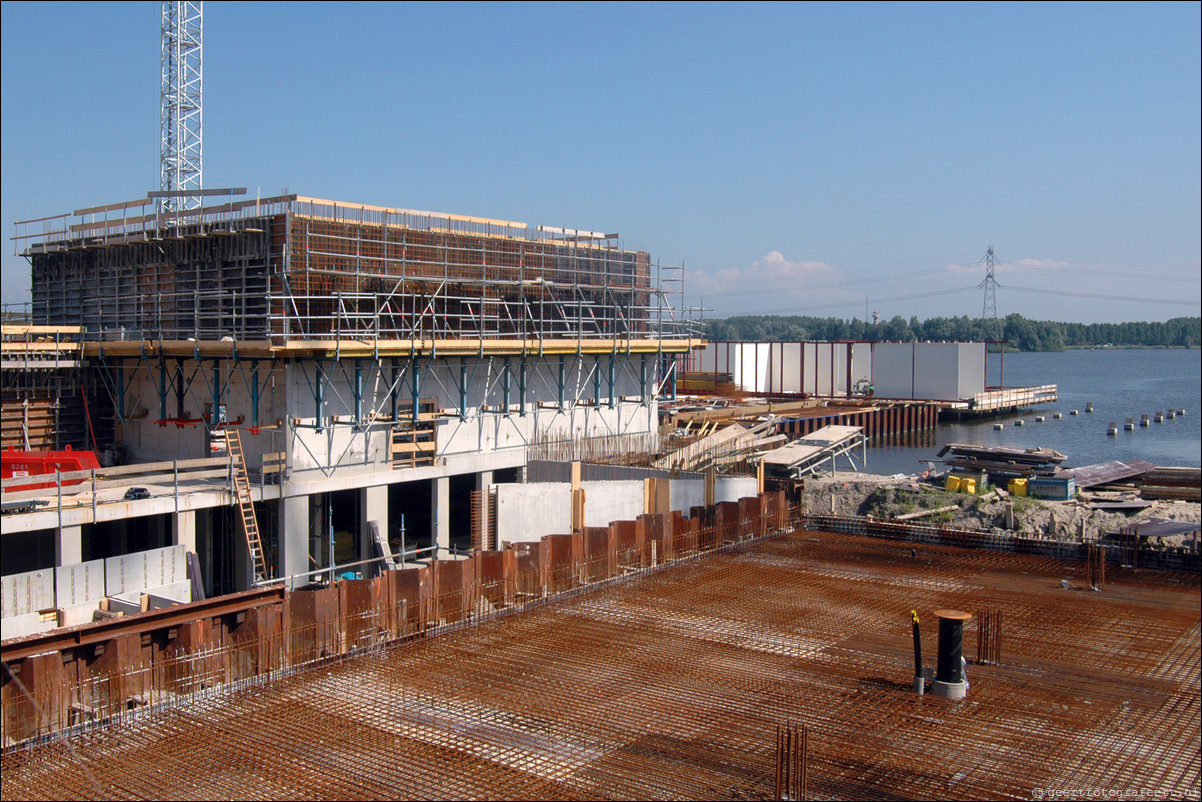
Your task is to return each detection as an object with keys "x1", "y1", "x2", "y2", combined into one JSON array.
[{"x1": 2, "y1": 1, "x2": 1199, "y2": 324}]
